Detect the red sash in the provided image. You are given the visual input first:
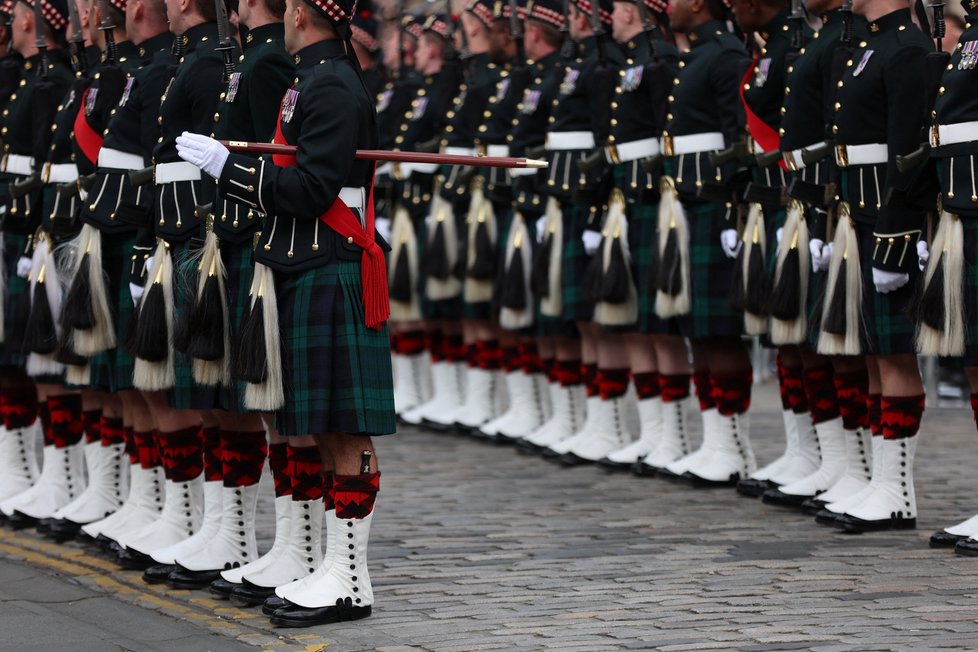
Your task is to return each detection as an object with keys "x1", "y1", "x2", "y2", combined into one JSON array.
[
  {"x1": 739, "y1": 56, "x2": 787, "y2": 172},
  {"x1": 271, "y1": 103, "x2": 389, "y2": 330},
  {"x1": 73, "y1": 89, "x2": 103, "y2": 166}
]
